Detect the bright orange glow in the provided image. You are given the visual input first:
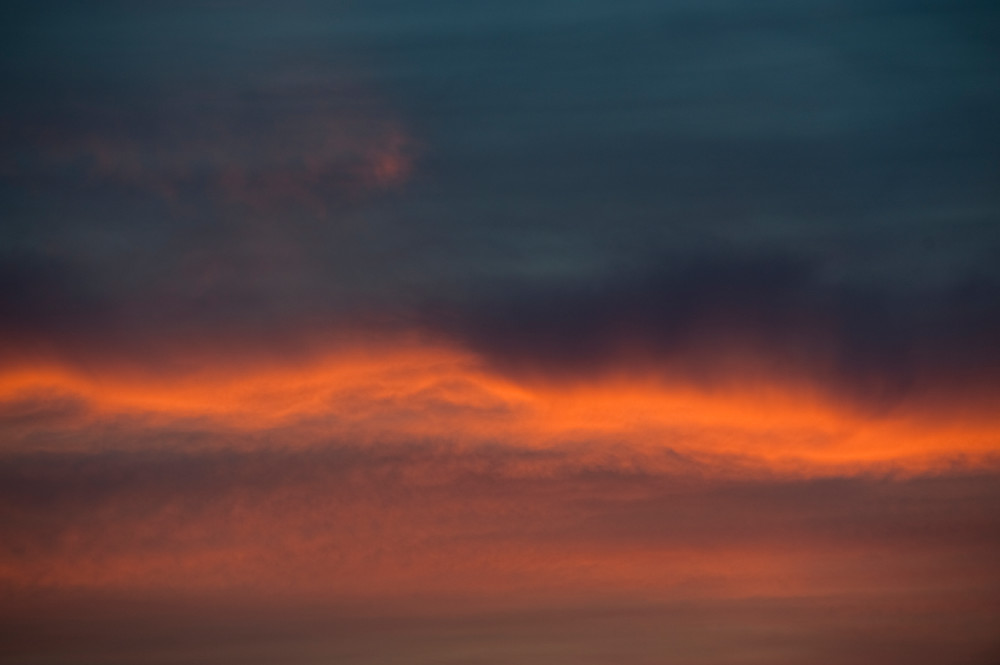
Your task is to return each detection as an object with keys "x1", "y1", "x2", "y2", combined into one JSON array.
[{"x1": 2, "y1": 339, "x2": 997, "y2": 474}]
